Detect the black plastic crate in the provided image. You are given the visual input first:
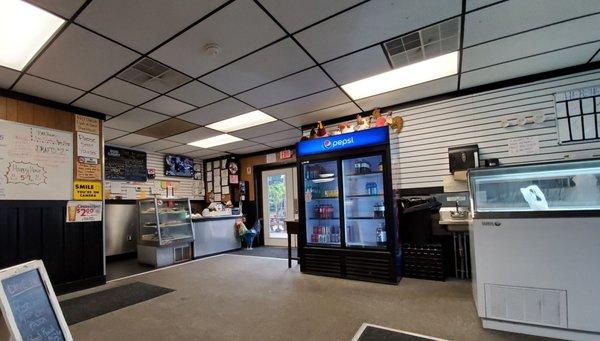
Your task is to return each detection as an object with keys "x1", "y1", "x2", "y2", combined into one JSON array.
[{"x1": 401, "y1": 243, "x2": 445, "y2": 281}]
